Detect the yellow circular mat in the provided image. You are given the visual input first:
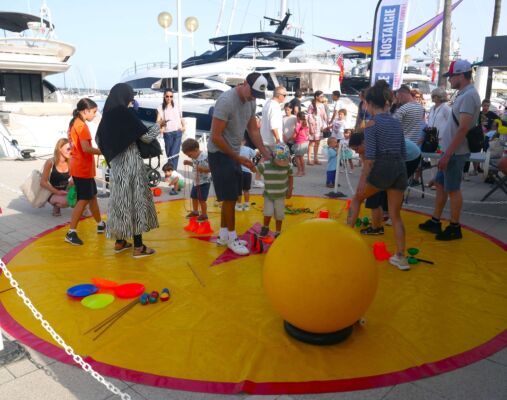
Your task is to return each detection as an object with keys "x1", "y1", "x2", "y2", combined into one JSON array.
[{"x1": 1, "y1": 196, "x2": 506, "y2": 394}]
